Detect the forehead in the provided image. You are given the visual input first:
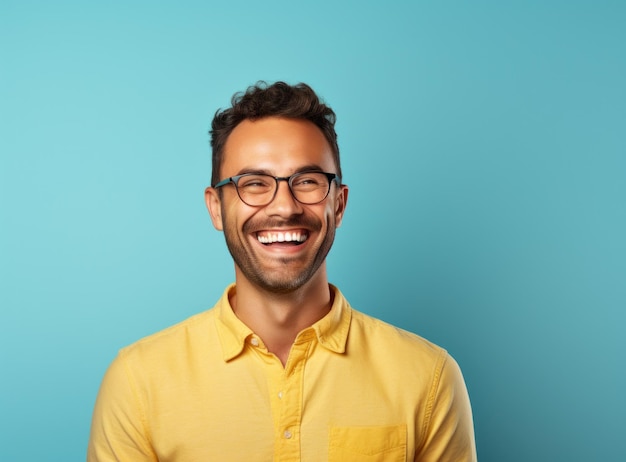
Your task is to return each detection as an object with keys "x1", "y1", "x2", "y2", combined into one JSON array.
[{"x1": 221, "y1": 117, "x2": 335, "y2": 177}]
